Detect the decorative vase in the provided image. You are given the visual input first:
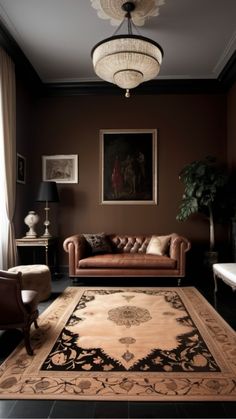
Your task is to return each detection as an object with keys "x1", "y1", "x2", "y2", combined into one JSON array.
[{"x1": 24, "y1": 211, "x2": 39, "y2": 238}]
